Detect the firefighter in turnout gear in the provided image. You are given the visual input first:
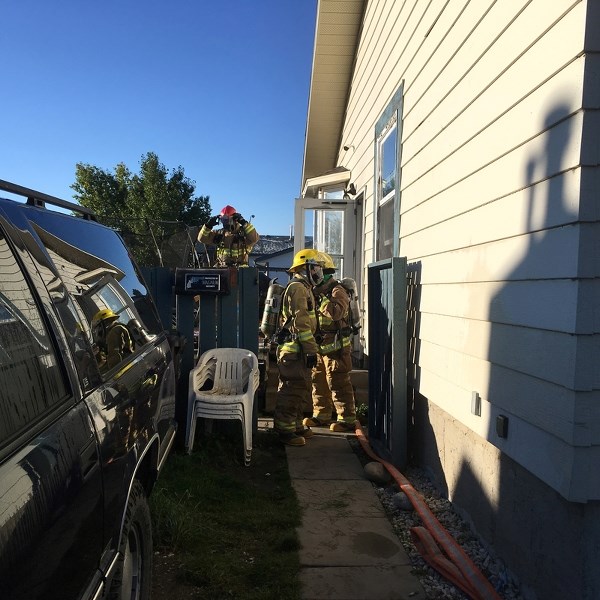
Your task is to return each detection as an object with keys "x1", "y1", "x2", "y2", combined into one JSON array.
[
  {"x1": 92, "y1": 308, "x2": 134, "y2": 371},
  {"x1": 273, "y1": 249, "x2": 324, "y2": 446},
  {"x1": 197, "y1": 204, "x2": 259, "y2": 267},
  {"x1": 303, "y1": 252, "x2": 357, "y2": 432}
]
